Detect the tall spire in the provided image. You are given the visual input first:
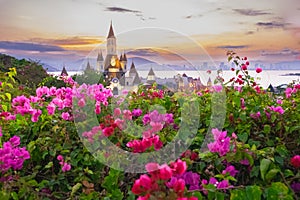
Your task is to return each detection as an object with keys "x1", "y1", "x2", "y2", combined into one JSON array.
[
  {"x1": 107, "y1": 21, "x2": 115, "y2": 38},
  {"x1": 97, "y1": 50, "x2": 103, "y2": 61}
]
